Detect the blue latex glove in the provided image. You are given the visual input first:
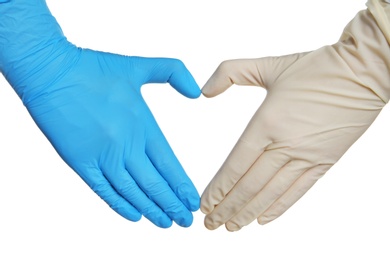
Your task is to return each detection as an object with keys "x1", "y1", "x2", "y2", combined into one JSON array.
[{"x1": 0, "y1": 0, "x2": 200, "y2": 228}]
